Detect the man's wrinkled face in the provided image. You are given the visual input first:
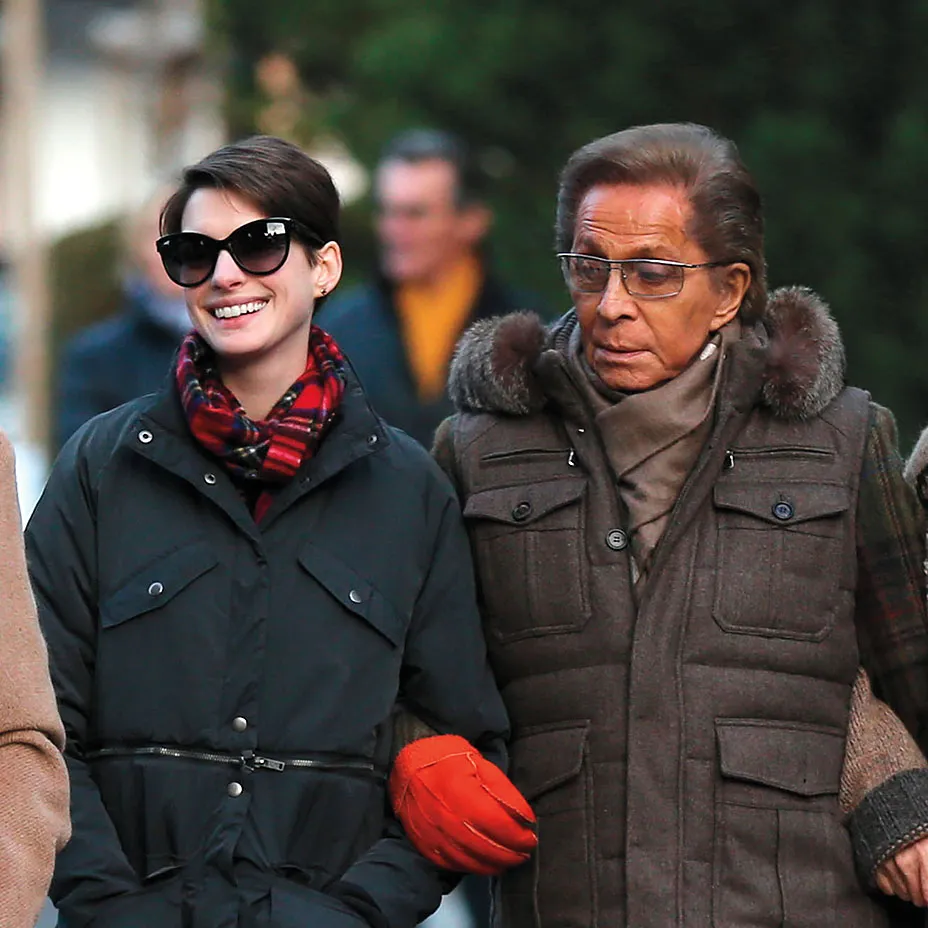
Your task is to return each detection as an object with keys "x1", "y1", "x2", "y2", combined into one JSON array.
[{"x1": 571, "y1": 182, "x2": 749, "y2": 392}]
